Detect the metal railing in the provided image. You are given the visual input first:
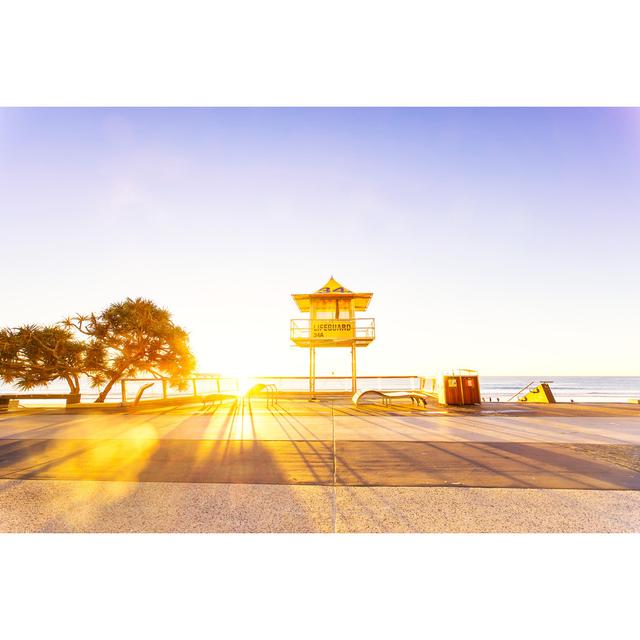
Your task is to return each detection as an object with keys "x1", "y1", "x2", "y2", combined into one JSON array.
[
  {"x1": 253, "y1": 375, "x2": 420, "y2": 393},
  {"x1": 507, "y1": 380, "x2": 554, "y2": 402},
  {"x1": 290, "y1": 317, "x2": 375, "y2": 341},
  {"x1": 262, "y1": 383, "x2": 278, "y2": 407},
  {"x1": 119, "y1": 375, "x2": 238, "y2": 404},
  {"x1": 116, "y1": 374, "x2": 424, "y2": 402}
]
